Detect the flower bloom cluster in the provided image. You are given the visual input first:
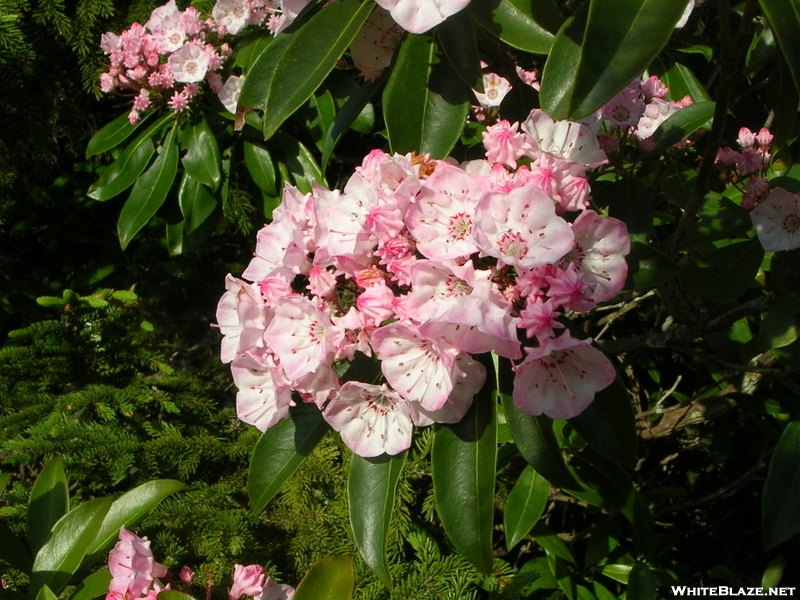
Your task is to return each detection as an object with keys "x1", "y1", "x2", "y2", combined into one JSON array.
[
  {"x1": 217, "y1": 109, "x2": 630, "y2": 458},
  {"x1": 106, "y1": 528, "x2": 293, "y2": 600}
]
